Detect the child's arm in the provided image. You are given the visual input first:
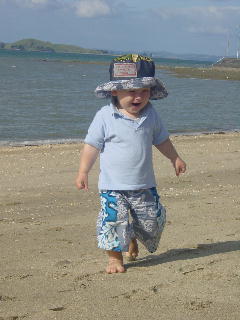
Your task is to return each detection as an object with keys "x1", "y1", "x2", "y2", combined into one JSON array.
[
  {"x1": 75, "y1": 144, "x2": 100, "y2": 190},
  {"x1": 155, "y1": 138, "x2": 186, "y2": 176}
]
